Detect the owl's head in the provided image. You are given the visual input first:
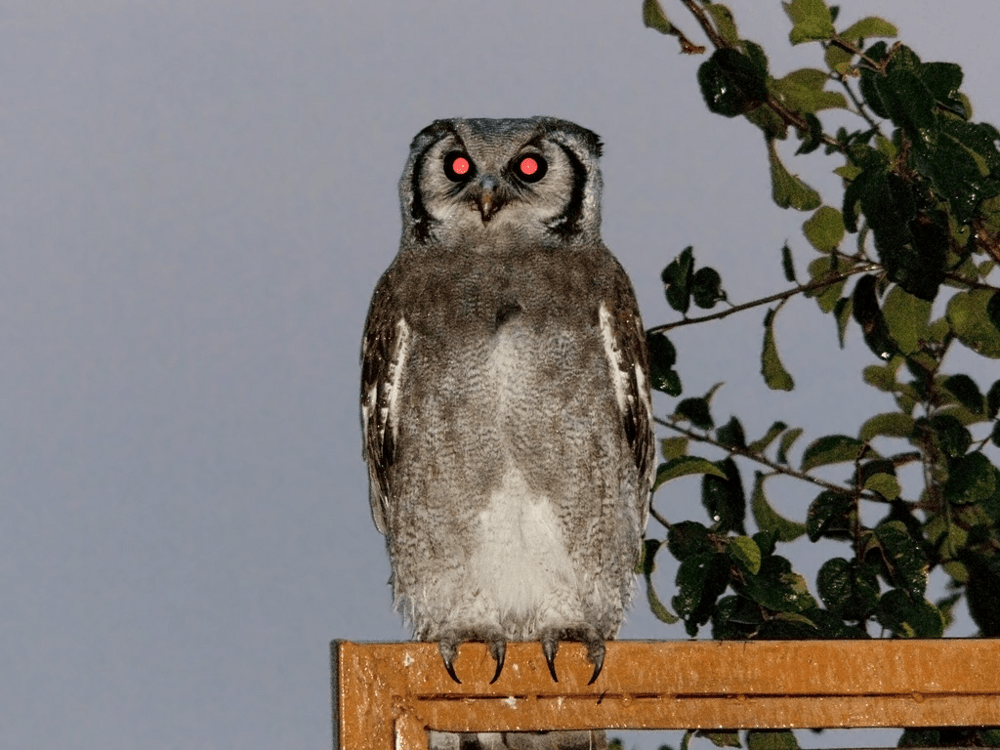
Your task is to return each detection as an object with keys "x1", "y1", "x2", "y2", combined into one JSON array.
[{"x1": 399, "y1": 117, "x2": 604, "y2": 249}]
